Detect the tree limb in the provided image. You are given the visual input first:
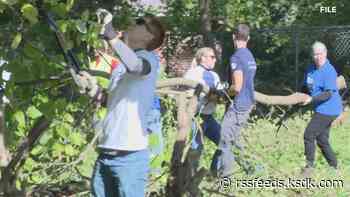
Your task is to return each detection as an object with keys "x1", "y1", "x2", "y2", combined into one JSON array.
[
  {"x1": 157, "y1": 76, "x2": 346, "y2": 106},
  {"x1": 1, "y1": 116, "x2": 51, "y2": 195}
]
